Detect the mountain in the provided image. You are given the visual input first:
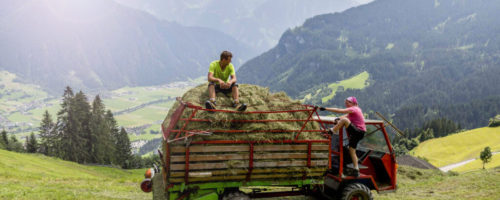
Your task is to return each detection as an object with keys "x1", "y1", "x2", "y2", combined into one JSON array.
[
  {"x1": 238, "y1": 0, "x2": 500, "y2": 129},
  {"x1": 0, "y1": 0, "x2": 255, "y2": 93},
  {"x1": 113, "y1": 0, "x2": 370, "y2": 54}
]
